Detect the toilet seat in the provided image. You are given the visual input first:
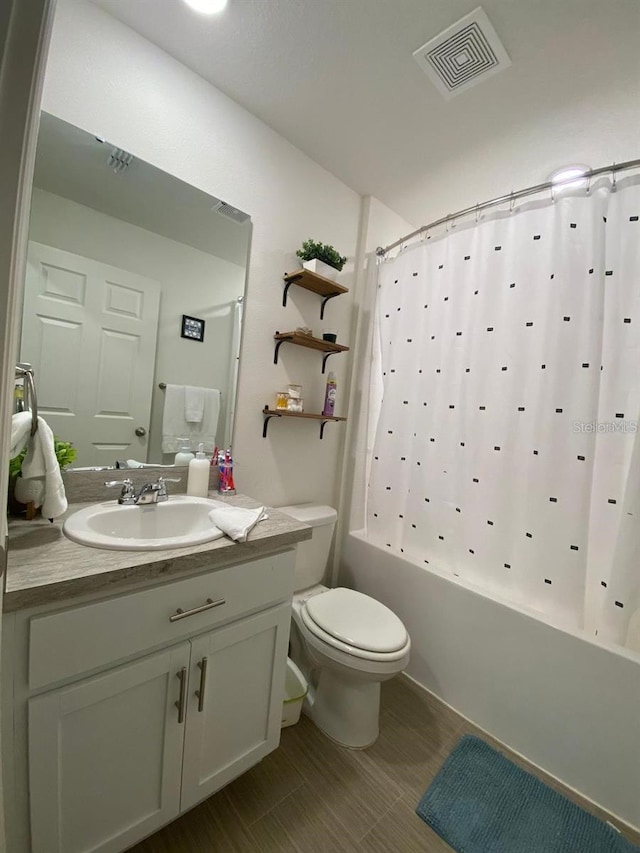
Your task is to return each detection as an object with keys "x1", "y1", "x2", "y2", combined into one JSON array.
[{"x1": 300, "y1": 588, "x2": 410, "y2": 662}]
